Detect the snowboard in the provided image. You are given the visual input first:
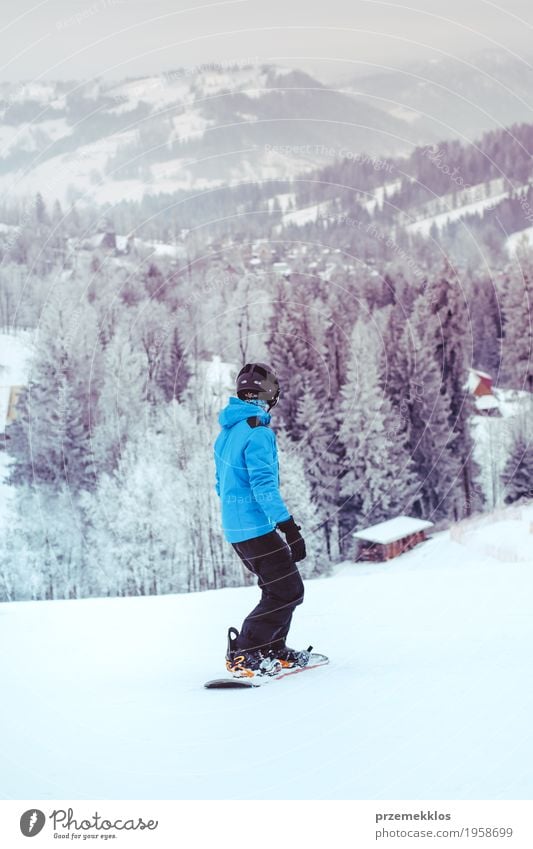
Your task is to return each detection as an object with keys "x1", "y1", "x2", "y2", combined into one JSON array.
[{"x1": 204, "y1": 653, "x2": 329, "y2": 689}]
